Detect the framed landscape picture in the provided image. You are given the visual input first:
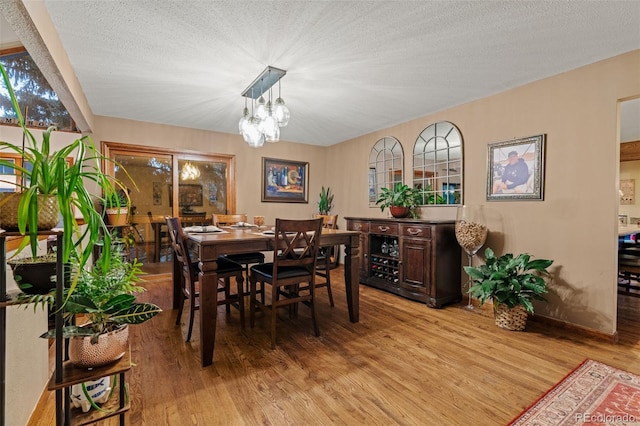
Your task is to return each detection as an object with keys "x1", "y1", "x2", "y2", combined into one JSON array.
[{"x1": 261, "y1": 157, "x2": 309, "y2": 203}]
